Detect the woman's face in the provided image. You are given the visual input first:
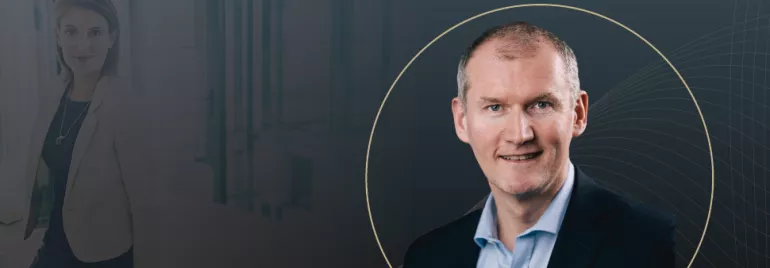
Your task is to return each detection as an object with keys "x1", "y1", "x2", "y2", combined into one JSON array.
[{"x1": 57, "y1": 7, "x2": 115, "y2": 76}]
